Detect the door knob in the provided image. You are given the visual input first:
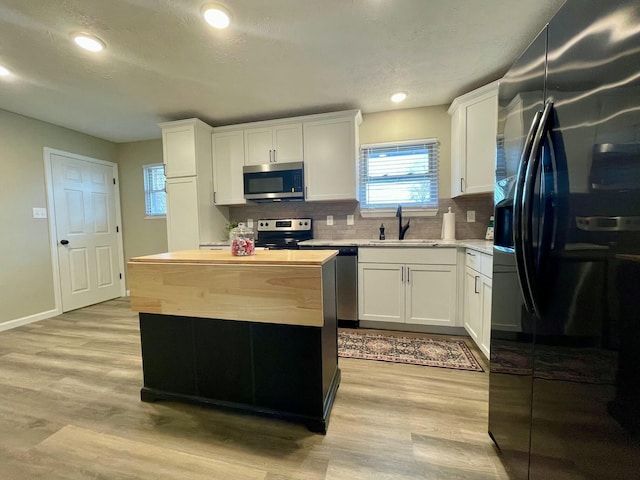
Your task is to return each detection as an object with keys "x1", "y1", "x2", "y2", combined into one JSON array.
[{"x1": 60, "y1": 239, "x2": 69, "y2": 245}]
